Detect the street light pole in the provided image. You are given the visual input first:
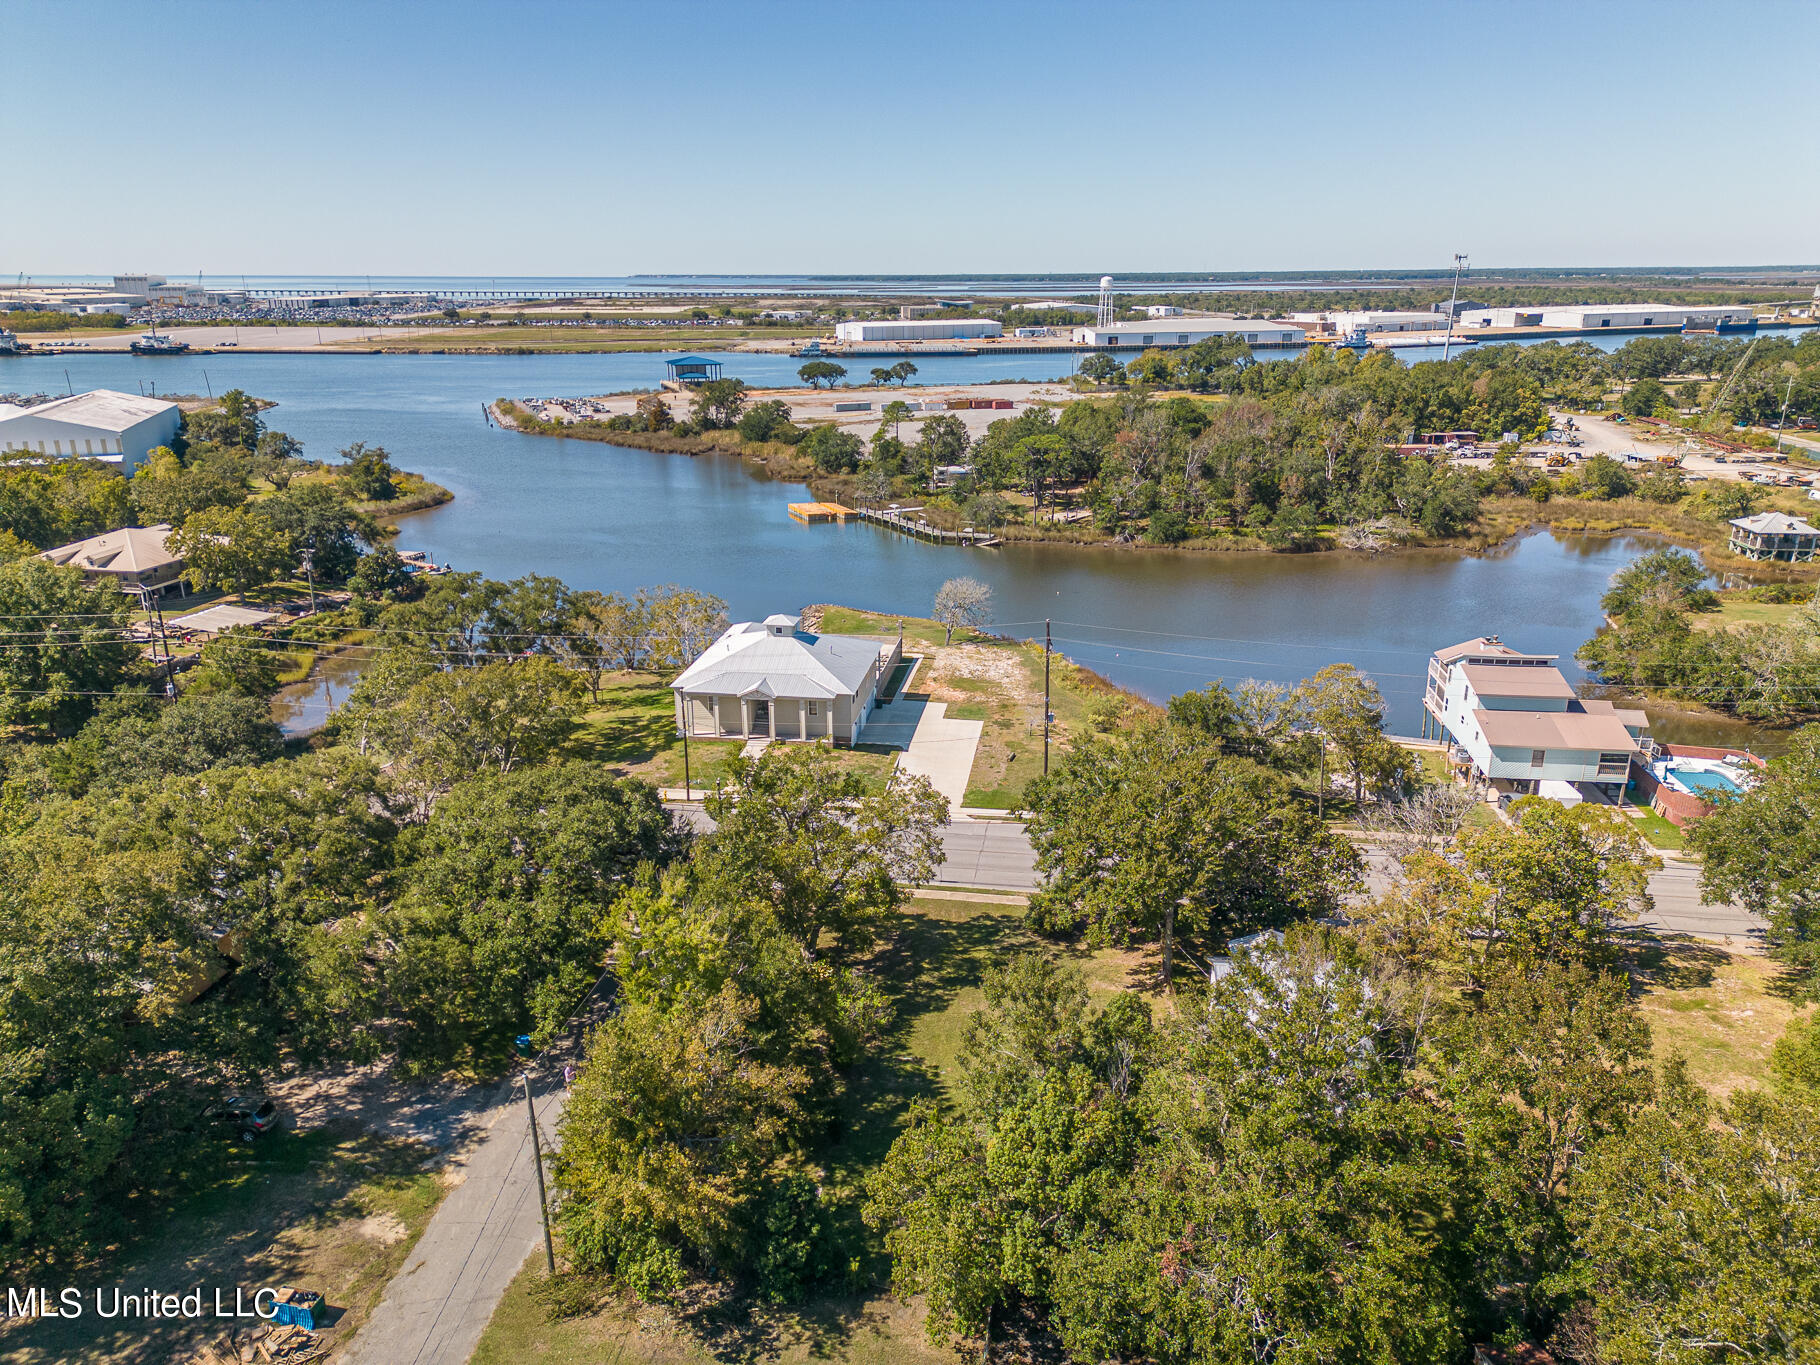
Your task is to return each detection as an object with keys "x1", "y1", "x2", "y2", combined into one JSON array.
[
  {"x1": 1043, "y1": 619, "x2": 1052, "y2": 776},
  {"x1": 521, "y1": 1071, "x2": 556, "y2": 1275}
]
